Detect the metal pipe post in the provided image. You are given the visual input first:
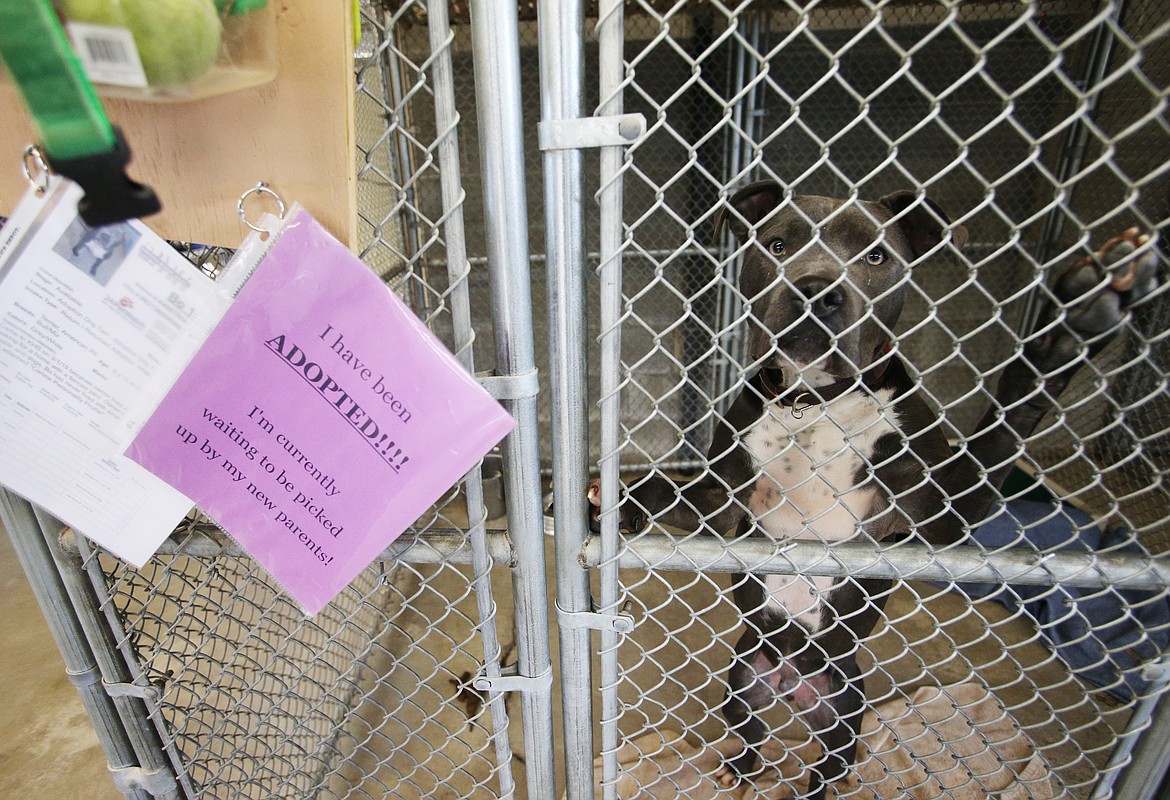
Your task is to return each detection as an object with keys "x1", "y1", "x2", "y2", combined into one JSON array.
[
  {"x1": 427, "y1": 1, "x2": 517, "y2": 794},
  {"x1": 31, "y1": 510, "x2": 182, "y2": 800},
  {"x1": 715, "y1": 11, "x2": 764, "y2": 416},
  {"x1": 380, "y1": 19, "x2": 430, "y2": 314},
  {"x1": 0, "y1": 491, "x2": 152, "y2": 800},
  {"x1": 536, "y1": 1, "x2": 595, "y2": 799},
  {"x1": 1091, "y1": 665, "x2": 1170, "y2": 800},
  {"x1": 468, "y1": 0, "x2": 558, "y2": 795},
  {"x1": 1107, "y1": 687, "x2": 1170, "y2": 800},
  {"x1": 1023, "y1": 0, "x2": 1126, "y2": 333},
  {"x1": 595, "y1": 1, "x2": 627, "y2": 797},
  {"x1": 578, "y1": 533, "x2": 1170, "y2": 590}
]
